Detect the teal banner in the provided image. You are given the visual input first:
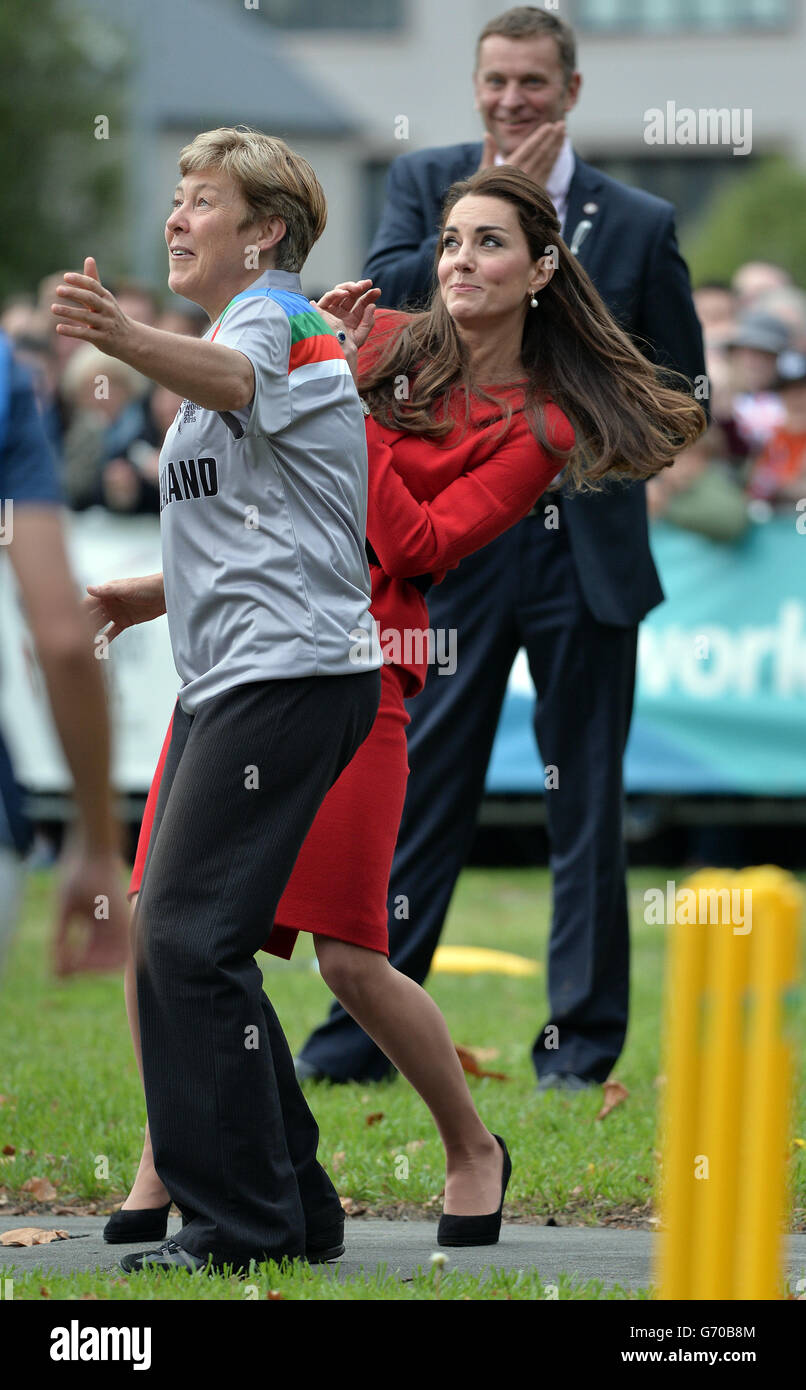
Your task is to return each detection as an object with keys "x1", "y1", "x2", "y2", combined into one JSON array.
[{"x1": 486, "y1": 517, "x2": 806, "y2": 795}]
